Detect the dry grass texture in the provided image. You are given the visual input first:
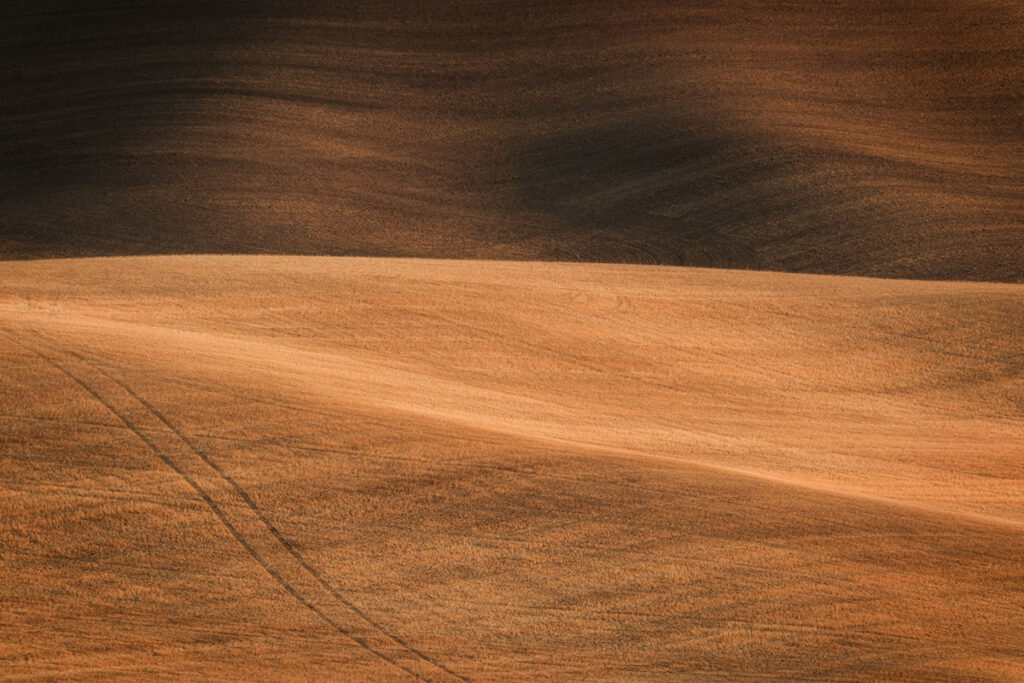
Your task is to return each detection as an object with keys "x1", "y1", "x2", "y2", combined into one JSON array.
[
  {"x1": 2, "y1": 256, "x2": 1022, "y2": 679},
  {"x1": 3, "y1": 1, "x2": 1023, "y2": 677}
]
